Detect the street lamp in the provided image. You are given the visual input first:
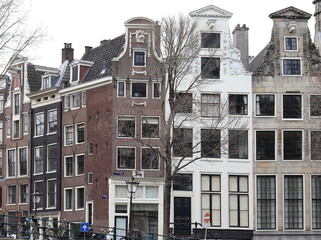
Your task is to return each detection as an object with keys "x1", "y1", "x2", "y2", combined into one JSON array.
[
  {"x1": 31, "y1": 190, "x2": 42, "y2": 216},
  {"x1": 125, "y1": 177, "x2": 140, "y2": 235}
]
